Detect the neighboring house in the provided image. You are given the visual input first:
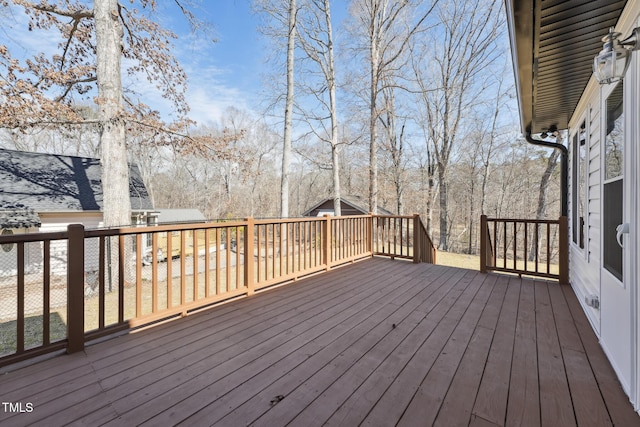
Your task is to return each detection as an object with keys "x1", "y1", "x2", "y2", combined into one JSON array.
[
  {"x1": 303, "y1": 196, "x2": 394, "y2": 217},
  {"x1": 0, "y1": 148, "x2": 155, "y2": 275},
  {"x1": 507, "y1": 0, "x2": 640, "y2": 410},
  {"x1": 155, "y1": 208, "x2": 207, "y2": 224}
]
